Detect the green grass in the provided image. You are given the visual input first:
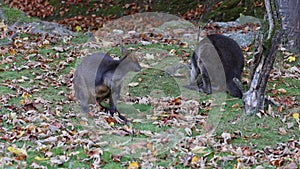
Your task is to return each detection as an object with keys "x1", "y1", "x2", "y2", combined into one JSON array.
[
  {"x1": 129, "y1": 68, "x2": 181, "y2": 97},
  {"x1": 1, "y1": 8, "x2": 299, "y2": 168},
  {"x1": 1, "y1": 5, "x2": 40, "y2": 24},
  {"x1": 206, "y1": 0, "x2": 265, "y2": 22}
]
